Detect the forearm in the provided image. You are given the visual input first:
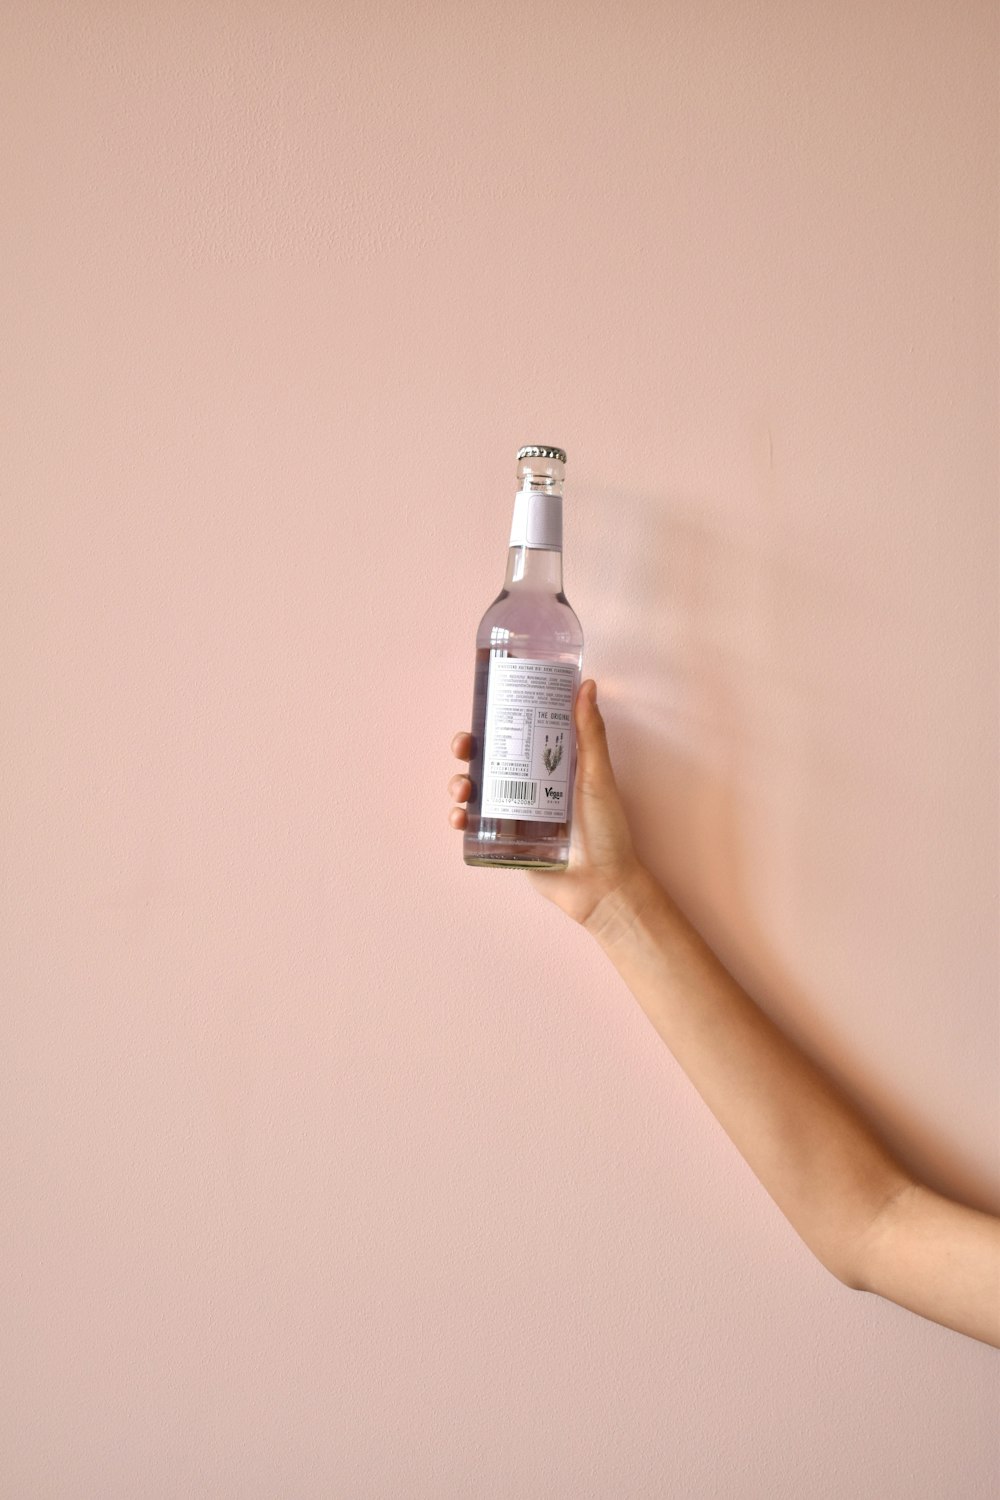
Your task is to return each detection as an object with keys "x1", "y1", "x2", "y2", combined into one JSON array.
[{"x1": 587, "y1": 868, "x2": 915, "y2": 1285}]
